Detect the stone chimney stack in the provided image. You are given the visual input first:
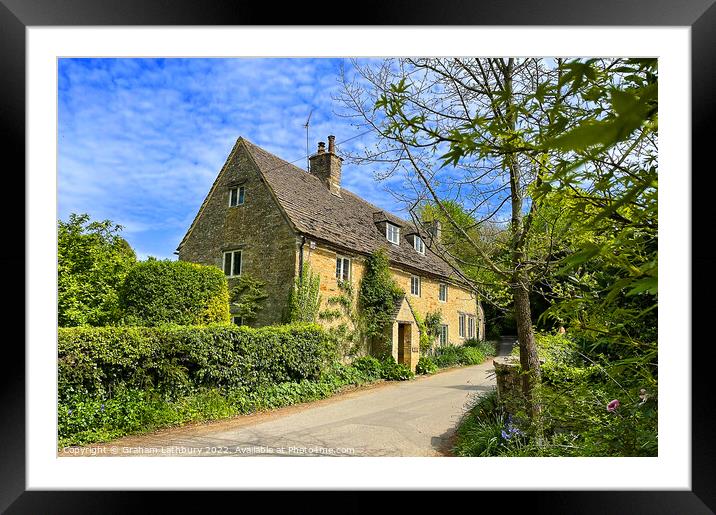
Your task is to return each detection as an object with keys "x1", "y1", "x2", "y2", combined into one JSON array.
[{"x1": 309, "y1": 134, "x2": 342, "y2": 196}]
